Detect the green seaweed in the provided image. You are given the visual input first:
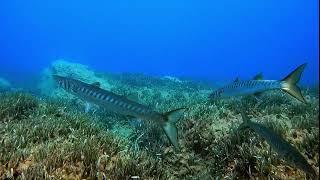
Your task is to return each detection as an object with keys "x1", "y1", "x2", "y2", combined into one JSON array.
[{"x1": 0, "y1": 71, "x2": 319, "y2": 179}]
